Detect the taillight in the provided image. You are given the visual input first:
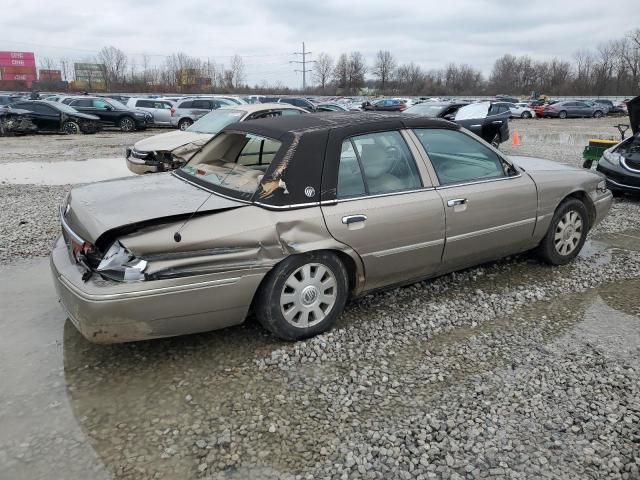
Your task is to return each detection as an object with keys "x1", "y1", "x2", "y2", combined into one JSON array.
[{"x1": 170, "y1": 107, "x2": 176, "y2": 116}]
